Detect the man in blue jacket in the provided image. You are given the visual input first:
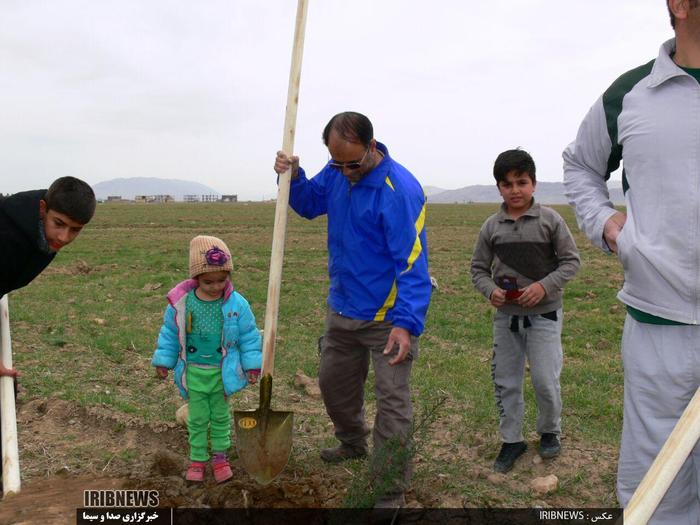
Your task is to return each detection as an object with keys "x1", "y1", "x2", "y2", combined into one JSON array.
[{"x1": 274, "y1": 112, "x2": 431, "y2": 508}]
